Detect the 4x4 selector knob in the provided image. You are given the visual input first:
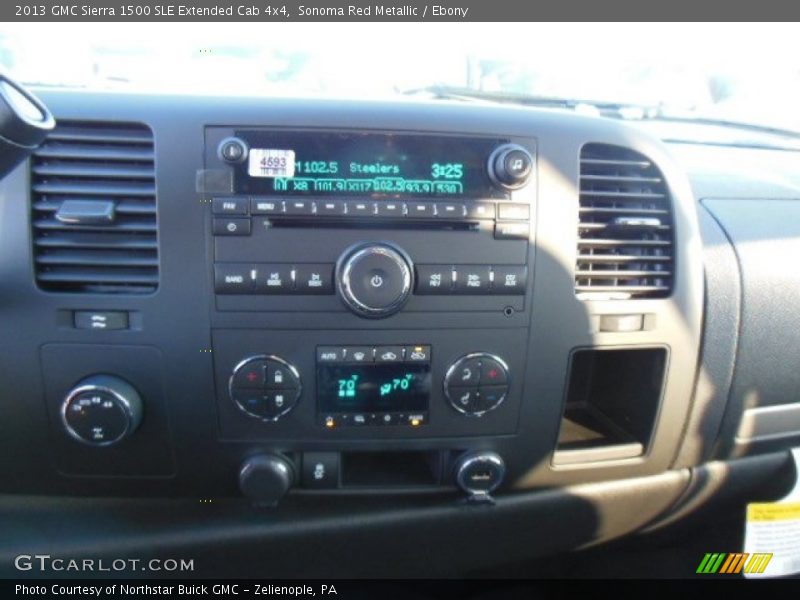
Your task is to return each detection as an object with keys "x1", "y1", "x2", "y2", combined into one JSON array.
[
  {"x1": 61, "y1": 374, "x2": 143, "y2": 446},
  {"x1": 488, "y1": 144, "x2": 534, "y2": 190},
  {"x1": 336, "y1": 242, "x2": 413, "y2": 318}
]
